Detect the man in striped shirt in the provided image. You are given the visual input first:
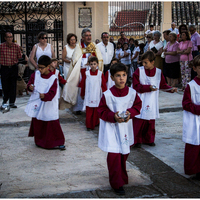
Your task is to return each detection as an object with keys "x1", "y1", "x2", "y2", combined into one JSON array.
[{"x1": 0, "y1": 32, "x2": 22, "y2": 108}]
